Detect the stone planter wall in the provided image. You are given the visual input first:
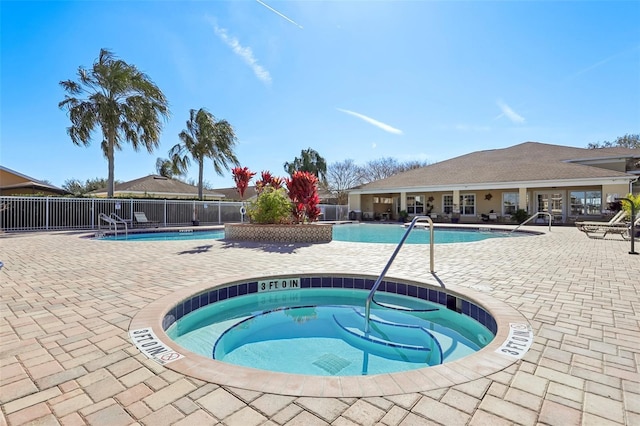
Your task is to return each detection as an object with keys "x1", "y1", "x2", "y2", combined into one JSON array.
[{"x1": 224, "y1": 223, "x2": 333, "y2": 243}]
